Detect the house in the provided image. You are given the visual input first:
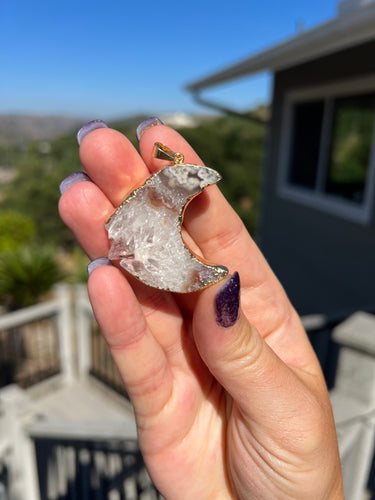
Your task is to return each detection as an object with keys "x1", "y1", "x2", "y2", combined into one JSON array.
[{"x1": 187, "y1": 0, "x2": 375, "y2": 319}]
